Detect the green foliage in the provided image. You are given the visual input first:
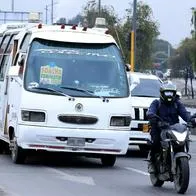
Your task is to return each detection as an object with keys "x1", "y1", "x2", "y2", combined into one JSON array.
[
  {"x1": 123, "y1": 1, "x2": 159, "y2": 71},
  {"x1": 169, "y1": 38, "x2": 196, "y2": 77},
  {"x1": 68, "y1": 14, "x2": 83, "y2": 25},
  {"x1": 56, "y1": 17, "x2": 66, "y2": 24},
  {"x1": 152, "y1": 39, "x2": 175, "y2": 71},
  {"x1": 66, "y1": 0, "x2": 160, "y2": 71}
]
